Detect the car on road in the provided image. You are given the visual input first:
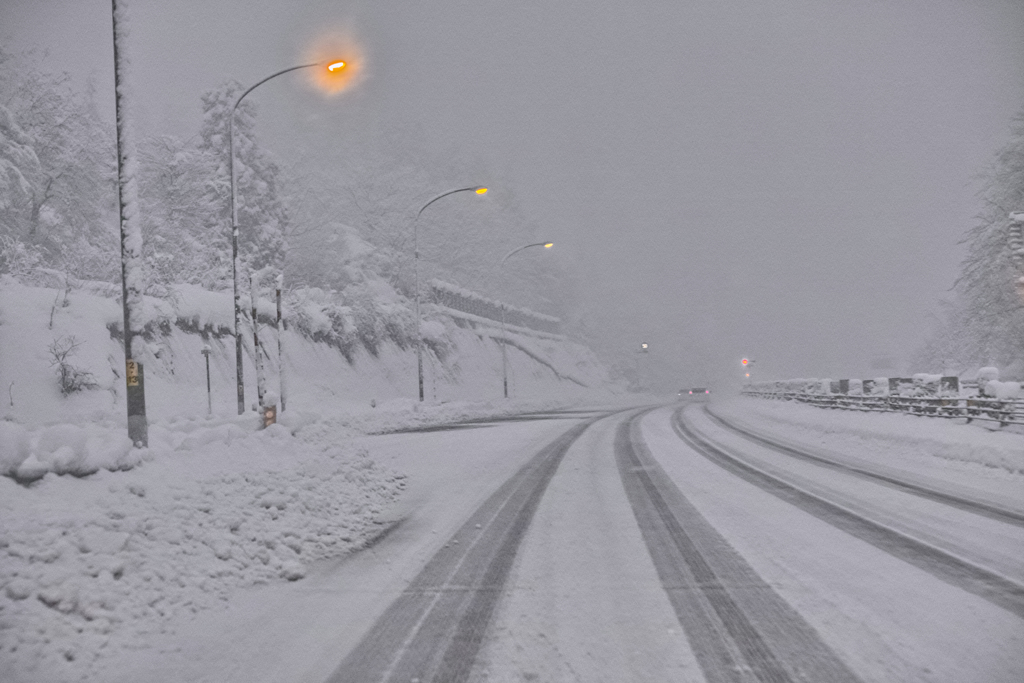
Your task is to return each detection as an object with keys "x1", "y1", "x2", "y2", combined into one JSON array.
[{"x1": 678, "y1": 387, "x2": 711, "y2": 398}]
